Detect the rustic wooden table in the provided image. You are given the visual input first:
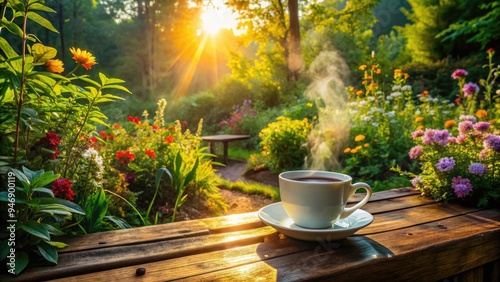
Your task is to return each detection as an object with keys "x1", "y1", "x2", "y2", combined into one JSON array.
[
  {"x1": 201, "y1": 135, "x2": 251, "y2": 164},
  {"x1": 5, "y1": 188, "x2": 500, "y2": 281}
]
